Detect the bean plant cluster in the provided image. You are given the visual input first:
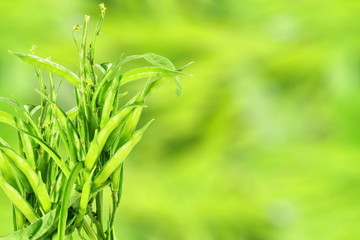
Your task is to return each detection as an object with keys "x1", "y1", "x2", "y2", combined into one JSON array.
[{"x1": 0, "y1": 4, "x2": 189, "y2": 240}]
